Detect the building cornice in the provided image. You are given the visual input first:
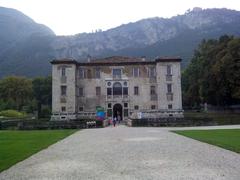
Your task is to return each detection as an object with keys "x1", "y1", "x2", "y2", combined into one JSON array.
[{"x1": 51, "y1": 57, "x2": 182, "y2": 66}]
